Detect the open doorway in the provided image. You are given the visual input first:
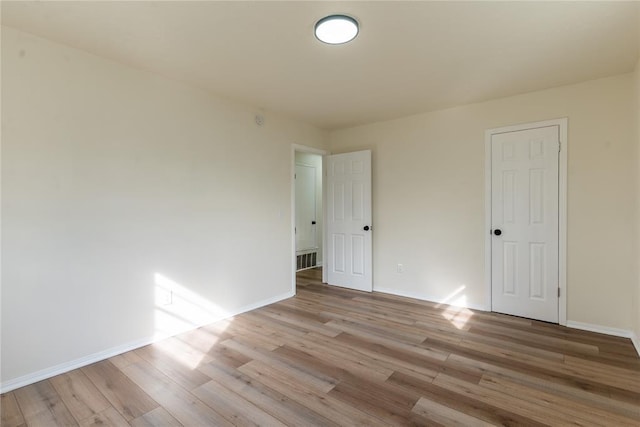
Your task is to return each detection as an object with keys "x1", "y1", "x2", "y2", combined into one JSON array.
[
  {"x1": 291, "y1": 145, "x2": 327, "y2": 293},
  {"x1": 295, "y1": 151, "x2": 323, "y2": 270}
]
